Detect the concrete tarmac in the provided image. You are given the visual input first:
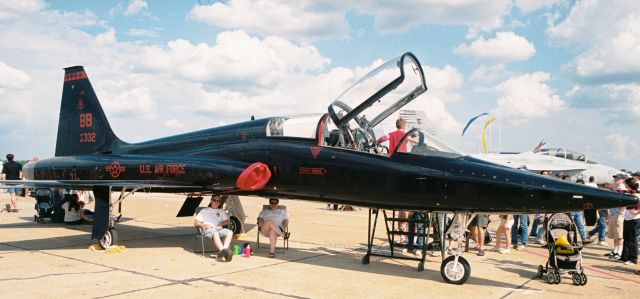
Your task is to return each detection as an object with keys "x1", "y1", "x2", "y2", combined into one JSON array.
[{"x1": 0, "y1": 192, "x2": 638, "y2": 298}]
